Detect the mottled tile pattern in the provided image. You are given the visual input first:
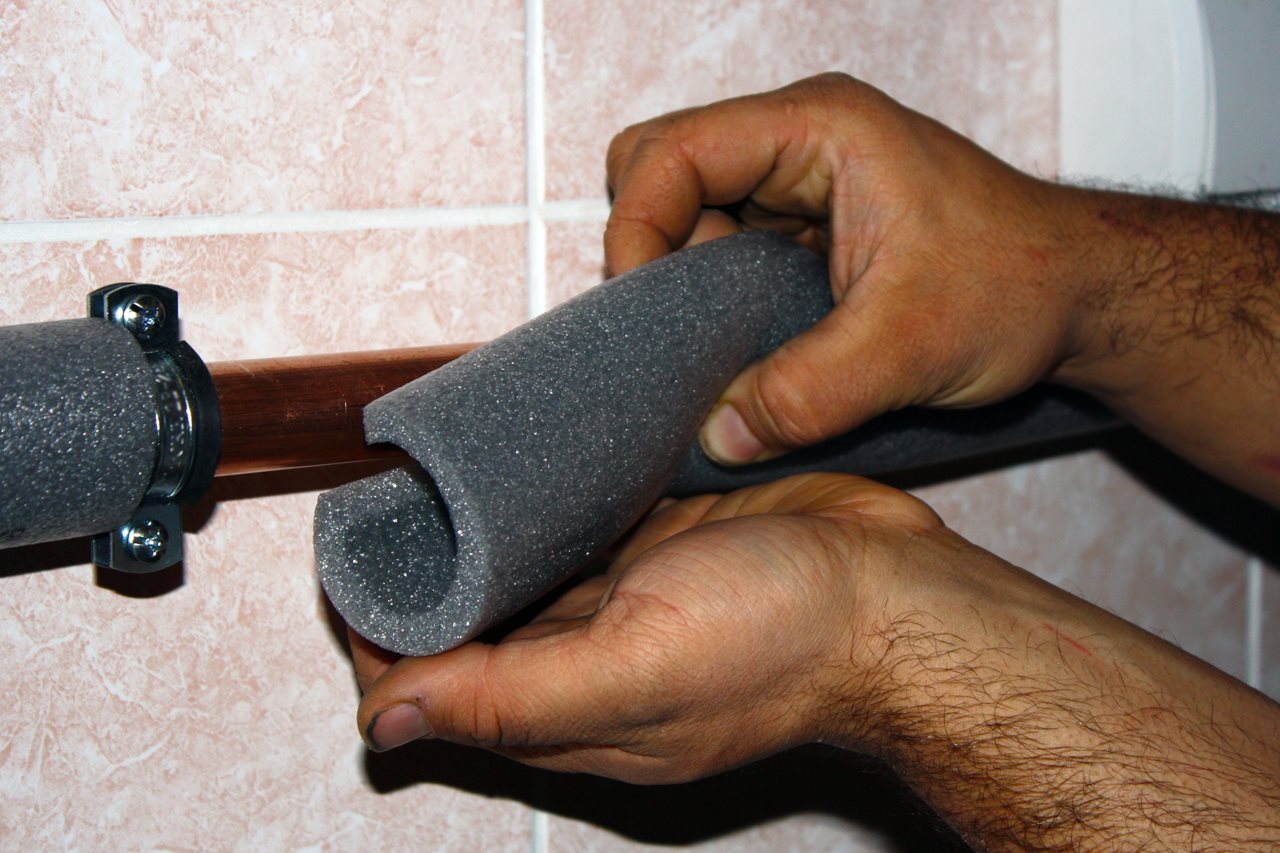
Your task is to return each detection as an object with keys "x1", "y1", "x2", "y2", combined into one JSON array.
[
  {"x1": 0, "y1": 2, "x2": 526, "y2": 219},
  {"x1": 5, "y1": 1, "x2": 1266, "y2": 851},
  {"x1": 0, "y1": 227, "x2": 526, "y2": 356},
  {"x1": 915, "y1": 450, "x2": 1249, "y2": 679},
  {"x1": 544, "y1": 0, "x2": 1058, "y2": 201},
  {"x1": 0, "y1": 489, "x2": 533, "y2": 850},
  {"x1": 546, "y1": 219, "x2": 609, "y2": 306}
]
